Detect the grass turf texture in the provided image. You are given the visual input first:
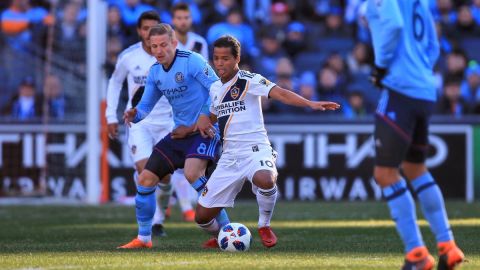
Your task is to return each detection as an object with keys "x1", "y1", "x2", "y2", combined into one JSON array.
[{"x1": 0, "y1": 201, "x2": 478, "y2": 270}]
